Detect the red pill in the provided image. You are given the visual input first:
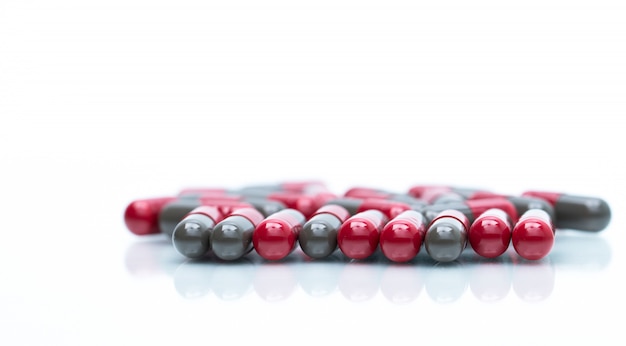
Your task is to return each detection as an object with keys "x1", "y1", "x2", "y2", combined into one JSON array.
[
  {"x1": 124, "y1": 196, "x2": 177, "y2": 235},
  {"x1": 468, "y1": 208, "x2": 512, "y2": 258},
  {"x1": 253, "y1": 209, "x2": 306, "y2": 260},
  {"x1": 512, "y1": 209, "x2": 555, "y2": 260},
  {"x1": 379, "y1": 210, "x2": 427, "y2": 263},
  {"x1": 337, "y1": 209, "x2": 388, "y2": 260}
]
